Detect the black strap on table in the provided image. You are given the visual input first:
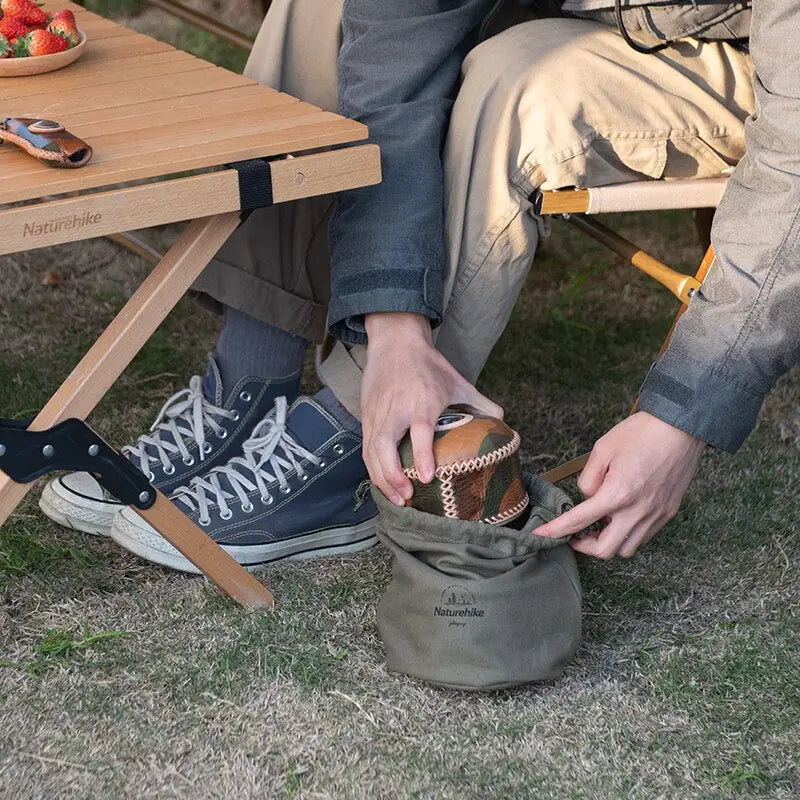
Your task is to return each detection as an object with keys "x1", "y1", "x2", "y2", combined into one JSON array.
[{"x1": 228, "y1": 158, "x2": 274, "y2": 211}]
